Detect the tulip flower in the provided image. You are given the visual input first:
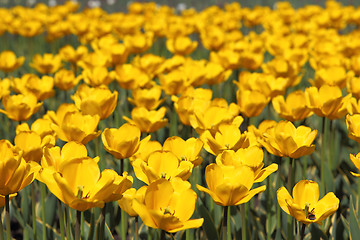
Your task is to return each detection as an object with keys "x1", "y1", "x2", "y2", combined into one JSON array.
[
  {"x1": 123, "y1": 107, "x2": 168, "y2": 133},
  {"x1": 128, "y1": 85, "x2": 164, "y2": 110},
  {"x1": 163, "y1": 136, "x2": 203, "y2": 167},
  {"x1": 44, "y1": 103, "x2": 79, "y2": 127},
  {"x1": 272, "y1": 90, "x2": 313, "y2": 122},
  {"x1": 0, "y1": 93, "x2": 42, "y2": 122},
  {"x1": 54, "y1": 69, "x2": 80, "y2": 91},
  {"x1": 346, "y1": 114, "x2": 360, "y2": 143},
  {"x1": 0, "y1": 50, "x2": 25, "y2": 73},
  {"x1": 310, "y1": 66, "x2": 349, "y2": 88},
  {"x1": 132, "y1": 54, "x2": 164, "y2": 78},
  {"x1": 72, "y1": 84, "x2": 118, "y2": 120},
  {"x1": 259, "y1": 120, "x2": 317, "y2": 158},
  {"x1": 129, "y1": 139, "x2": 162, "y2": 164},
  {"x1": 236, "y1": 89, "x2": 270, "y2": 117},
  {"x1": 59, "y1": 45, "x2": 88, "y2": 64},
  {"x1": 118, "y1": 186, "x2": 147, "y2": 217},
  {"x1": 101, "y1": 123, "x2": 150, "y2": 159},
  {"x1": 0, "y1": 194, "x2": 16, "y2": 208},
  {"x1": 79, "y1": 66, "x2": 113, "y2": 87},
  {"x1": 124, "y1": 32, "x2": 154, "y2": 54},
  {"x1": 305, "y1": 85, "x2": 351, "y2": 120},
  {"x1": 38, "y1": 156, "x2": 133, "y2": 211},
  {"x1": 114, "y1": 64, "x2": 151, "y2": 90},
  {"x1": 133, "y1": 178, "x2": 204, "y2": 233},
  {"x1": 200, "y1": 121, "x2": 249, "y2": 156},
  {"x1": 30, "y1": 53, "x2": 62, "y2": 74},
  {"x1": 197, "y1": 162, "x2": 266, "y2": 206},
  {"x1": 350, "y1": 152, "x2": 360, "y2": 177},
  {"x1": 12, "y1": 74, "x2": 55, "y2": 101},
  {"x1": 277, "y1": 180, "x2": 339, "y2": 225},
  {"x1": 0, "y1": 78, "x2": 11, "y2": 100},
  {"x1": 166, "y1": 36, "x2": 198, "y2": 55},
  {"x1": 0, "y1": 140, "x2": 40, "y2": 196},
  {"x1": 51, "y1": 111, "x2": 101, "y2": 144},
  {"x1": 132, "y1": 151, "x2": 193, "y2": 185}
]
